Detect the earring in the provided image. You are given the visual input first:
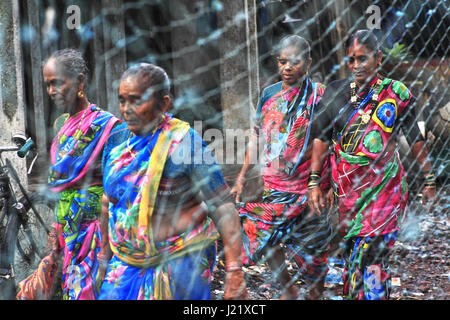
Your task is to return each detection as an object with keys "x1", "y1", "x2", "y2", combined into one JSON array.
[{"x1": 77, "y1": 91, "x2": 84, "y2": 98}]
